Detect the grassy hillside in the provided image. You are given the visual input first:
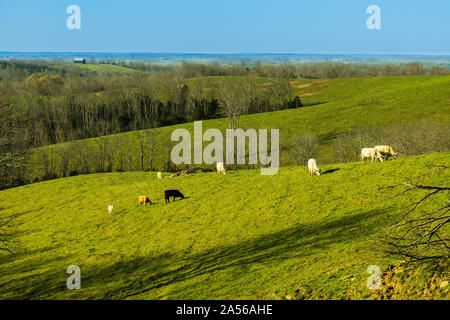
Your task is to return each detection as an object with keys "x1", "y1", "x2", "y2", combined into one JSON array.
[
  {"x1": 26, "y1": 75, "x2": 450, "y2": 181},
  {"x1": 1, "y1": 152, "x2": 448, "y2": 299}
]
